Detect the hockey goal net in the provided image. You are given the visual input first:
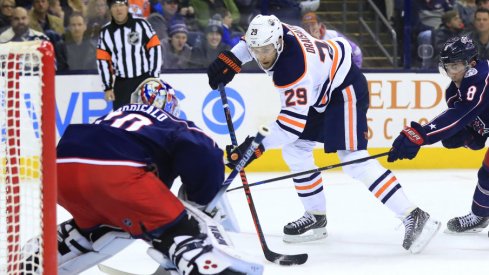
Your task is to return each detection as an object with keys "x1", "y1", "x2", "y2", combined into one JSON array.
[{"x1": 0, "y1": 41, "x2": 57, "y2": 274}]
